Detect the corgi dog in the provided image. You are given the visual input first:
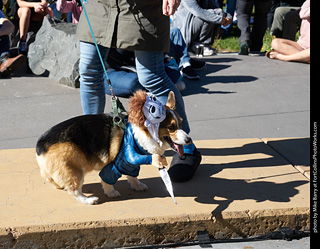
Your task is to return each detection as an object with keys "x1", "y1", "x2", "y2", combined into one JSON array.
[{"x1": 36, "y1": 90, "x2": 191, "y2": 204}]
